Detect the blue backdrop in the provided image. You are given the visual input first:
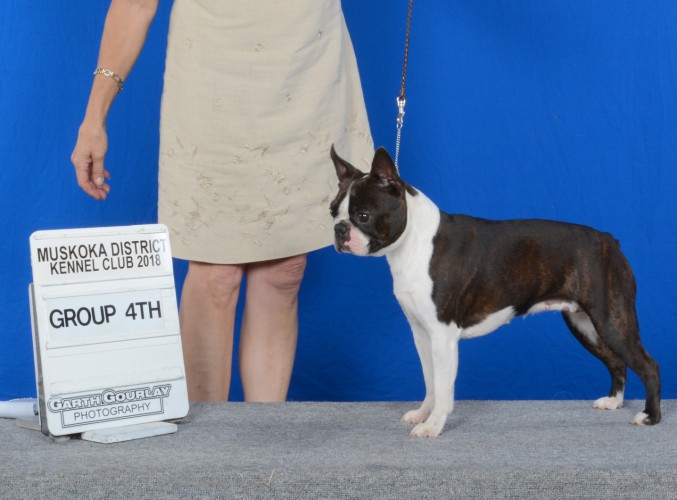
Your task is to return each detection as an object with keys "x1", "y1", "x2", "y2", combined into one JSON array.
[{"x1": 1, "y1": 1, "x2": 675, "y2": 402}]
